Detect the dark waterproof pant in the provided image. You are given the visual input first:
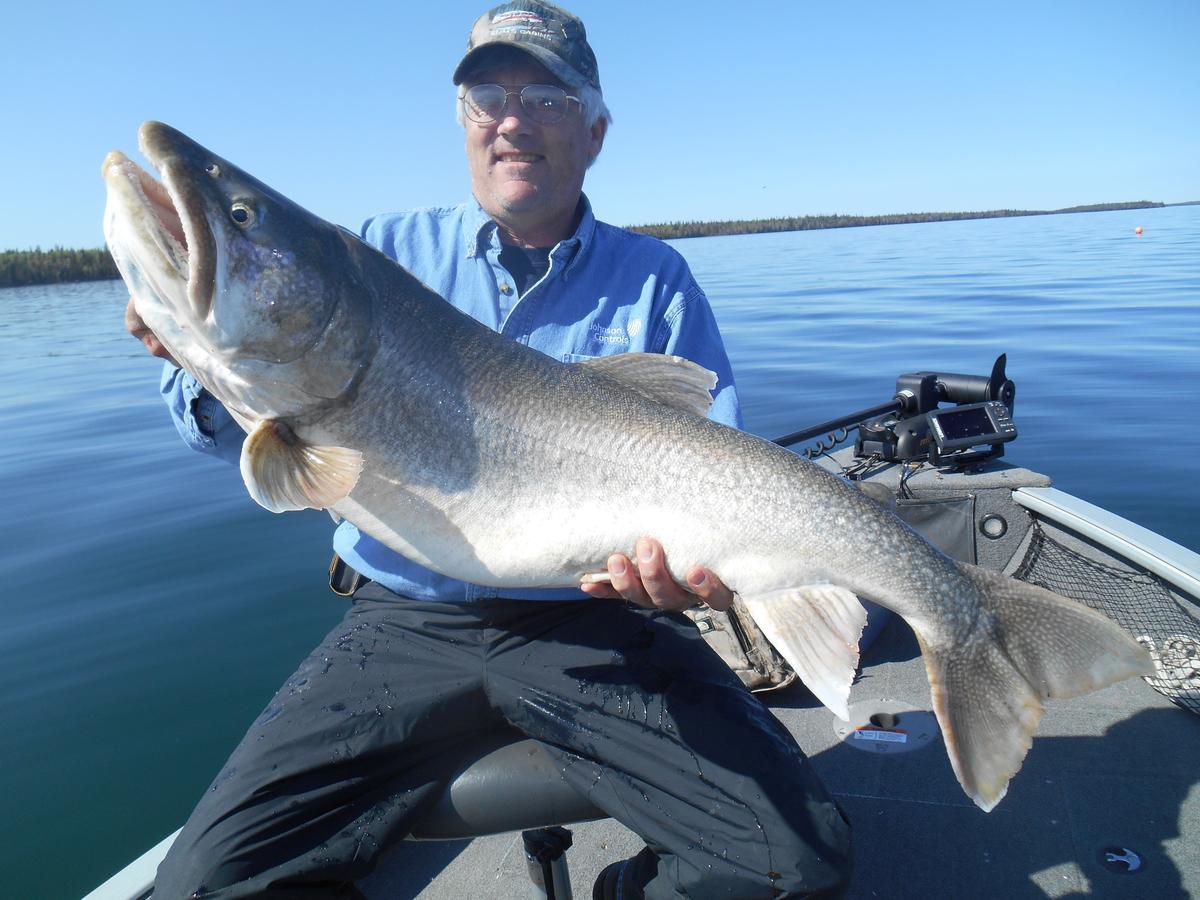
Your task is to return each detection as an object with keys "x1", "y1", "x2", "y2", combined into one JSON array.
[{"x1": 154, "y1": 585, "x2": 852, "y2": 898}]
